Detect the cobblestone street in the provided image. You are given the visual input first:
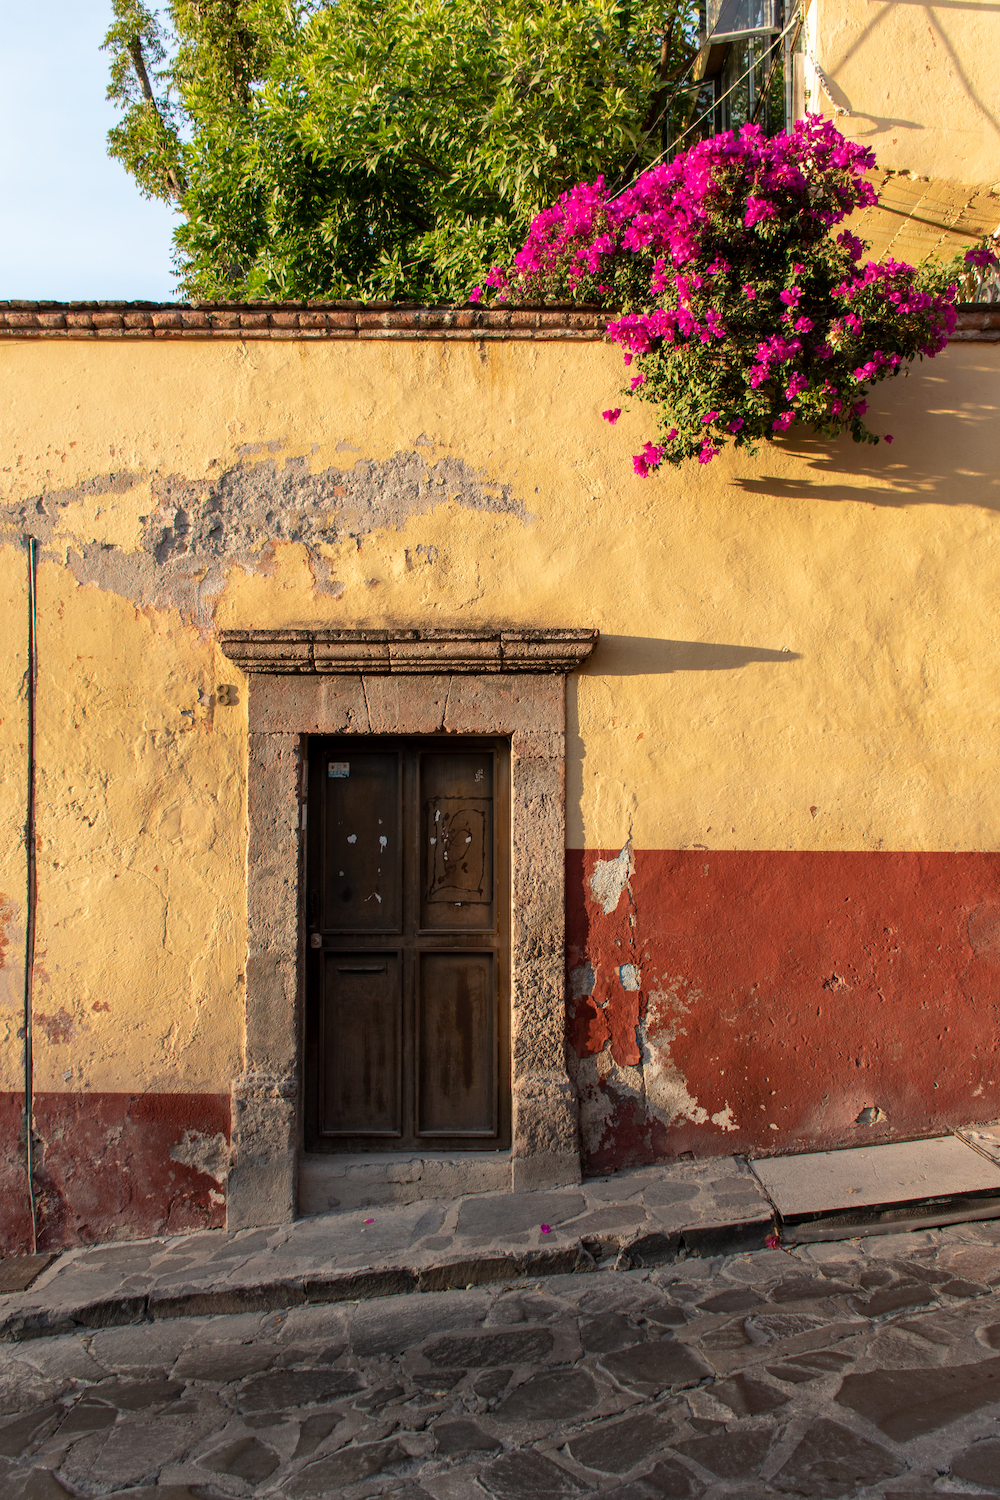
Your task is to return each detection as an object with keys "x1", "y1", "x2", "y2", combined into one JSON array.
[{"x1": 5, "y1": 1219, "x2": 1000, "y2": 1497}]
